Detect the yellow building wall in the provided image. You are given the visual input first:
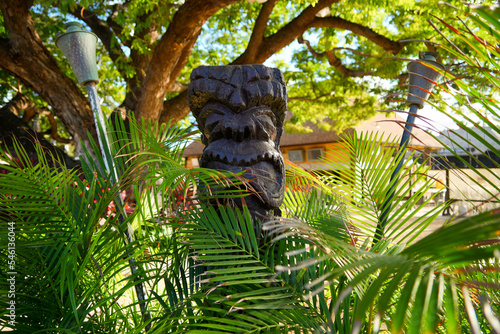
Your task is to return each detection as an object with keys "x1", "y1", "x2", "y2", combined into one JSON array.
[
  {"x1": 185, "y1": 156, "x2": 201, "y2": 169},
  {"x1": 186, "y1": 142, "x2": 351, "y2": 170},
  {"x1": 281, "y1": 142, "x2": 350, "y2": 170}
]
